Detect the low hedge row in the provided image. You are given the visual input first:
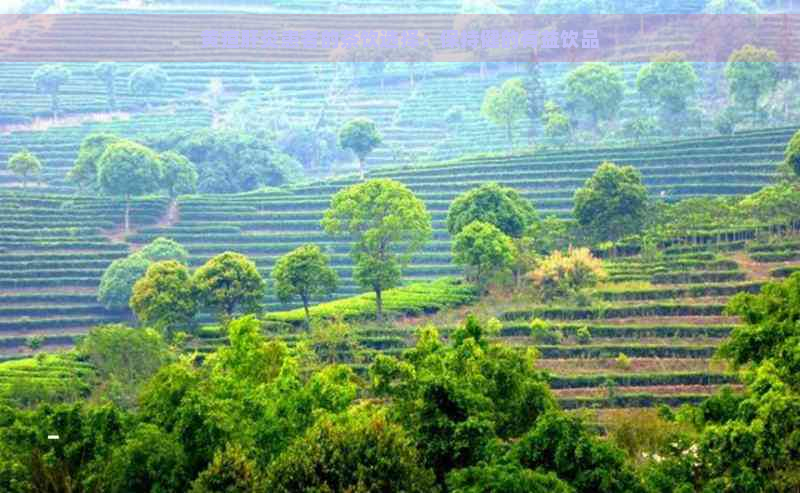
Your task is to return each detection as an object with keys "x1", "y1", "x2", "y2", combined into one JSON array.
[
  {"x1": 502, "y1": 303, "x2": 727, "y2": 321},
  {"x1": 651, "y1": 270, "x2": 746, "y2": 284},
  {"x1": 750, "y1": 251, "x2": 800, "y2": 263},
  {"x1": 558, "y1": 393, "x2": 711, "y2": 409},
  {"x1": 597, "y1": 282, "x2": 762, "y2": 301},
  {"x1": 500, "y1": 322, "x2": 735, "y2": 338},
  {"x1": 535, "y1": 344, "x2": 717, "y2": 359},
  {"x1": 771, "y1": 266, "x2": 800, "y2": 278},
  {"x1": 548, "y1": 372, "x2": 737, "y2": 389}
]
